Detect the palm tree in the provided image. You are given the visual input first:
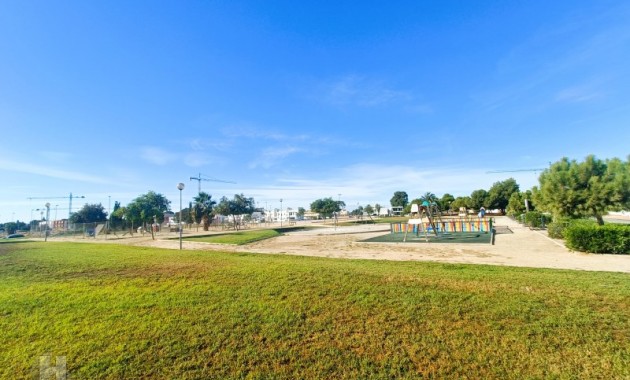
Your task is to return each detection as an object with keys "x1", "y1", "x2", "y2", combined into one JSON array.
[
  {"x1": 420, "y1": 192, "x2": 438, "y2": 204},
  {"x1": 193, "y1": 192, "x2": 216, "y2": 231}
]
